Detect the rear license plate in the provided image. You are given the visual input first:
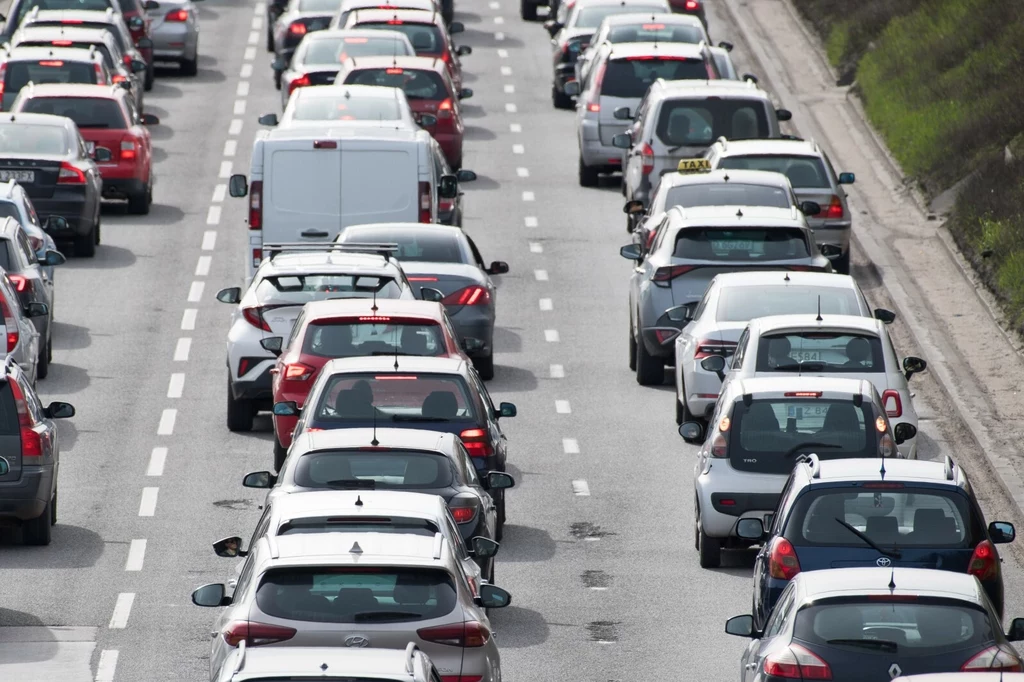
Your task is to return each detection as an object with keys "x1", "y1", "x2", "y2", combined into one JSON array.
[
  {"x1": 790, "y1": 351, "x2": 821, "y2": 363},
  {"x1": 788, "y1": 405, "x2": 829, "y2": 419},
  {"x1": 0, "y1": 170, "x2": 34, "y2": 182},
  {"x1": 712, "y1": 240, "x2": 753, "y2": 251}
]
